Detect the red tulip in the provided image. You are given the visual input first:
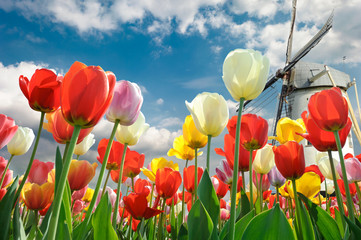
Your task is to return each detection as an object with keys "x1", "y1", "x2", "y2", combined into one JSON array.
[
  {"x1": 166, "y1": 191, "x2": 179, "y2": 206},
  {"x1": 155, "y1": 167, "x2": 182, "y2": 199},
  {"x1": 274, "y1": 141, "x2": 305, "y2": 180},
  {"x1": 0, "y1": 157, "x2": 13, "y2": 188},
  {"x1": 337, "y1": 179, "x2": 357, "y2": 197},
  {"x1": 240, "y1": 114, "x2": 268, "y2": 151},
  {"x1": 211, "y1": 175, "x2": 229, "y2": 198},
  {"x1": 44, "y1": 108, "x2": 93, "y2": 144},
  {"x1": 183, "y1": 165, "x2": 203, "y2": 194},
  {"x1": 122, "y1": 150, "x2": 145, "y2": 178},
  {"x1": 97, "y1": 139, "x2": 129, "y2": 170},
  {"x1": 61, "y1": 61, "x2": 115, "y2": 128},
  {"x1": 28, "y1": 159, "x2": 54, "y2": 185},
  {"x1": 215, "y1": 134, "x2": 254, "y2": 172},
  {"x1": 67, "y1": 160, "x2": 97, "y2": 191},
  {"x1": 227, "y1": 116, "x2": 237, "y2": 138},
  {"x1": 123, "y1": 192, "x2": 163, "y2": 220},
  {"x1": 19, "y1": 68, "x2": 62, "y2": 113},
  {"x1": 0, "y1": 114, "x2": 18, "y2": 150},
  {"x1": 298, "y1": 111, "x2": 351, "y2": 151},
  {"x1": 134, "y1": 179, "x2": 151, "y2": 196},
  {"x1": 308, "y1": 87, "x2": 349, "y2": 132}
]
